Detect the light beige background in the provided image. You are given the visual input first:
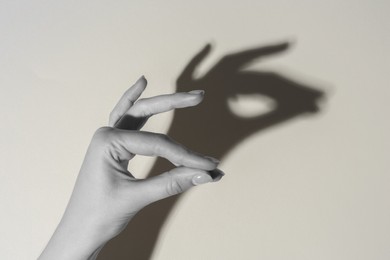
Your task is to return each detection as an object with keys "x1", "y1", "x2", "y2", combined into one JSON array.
[{"x1": 1, "y1": 1, "x2": 389, "y2": 259}]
